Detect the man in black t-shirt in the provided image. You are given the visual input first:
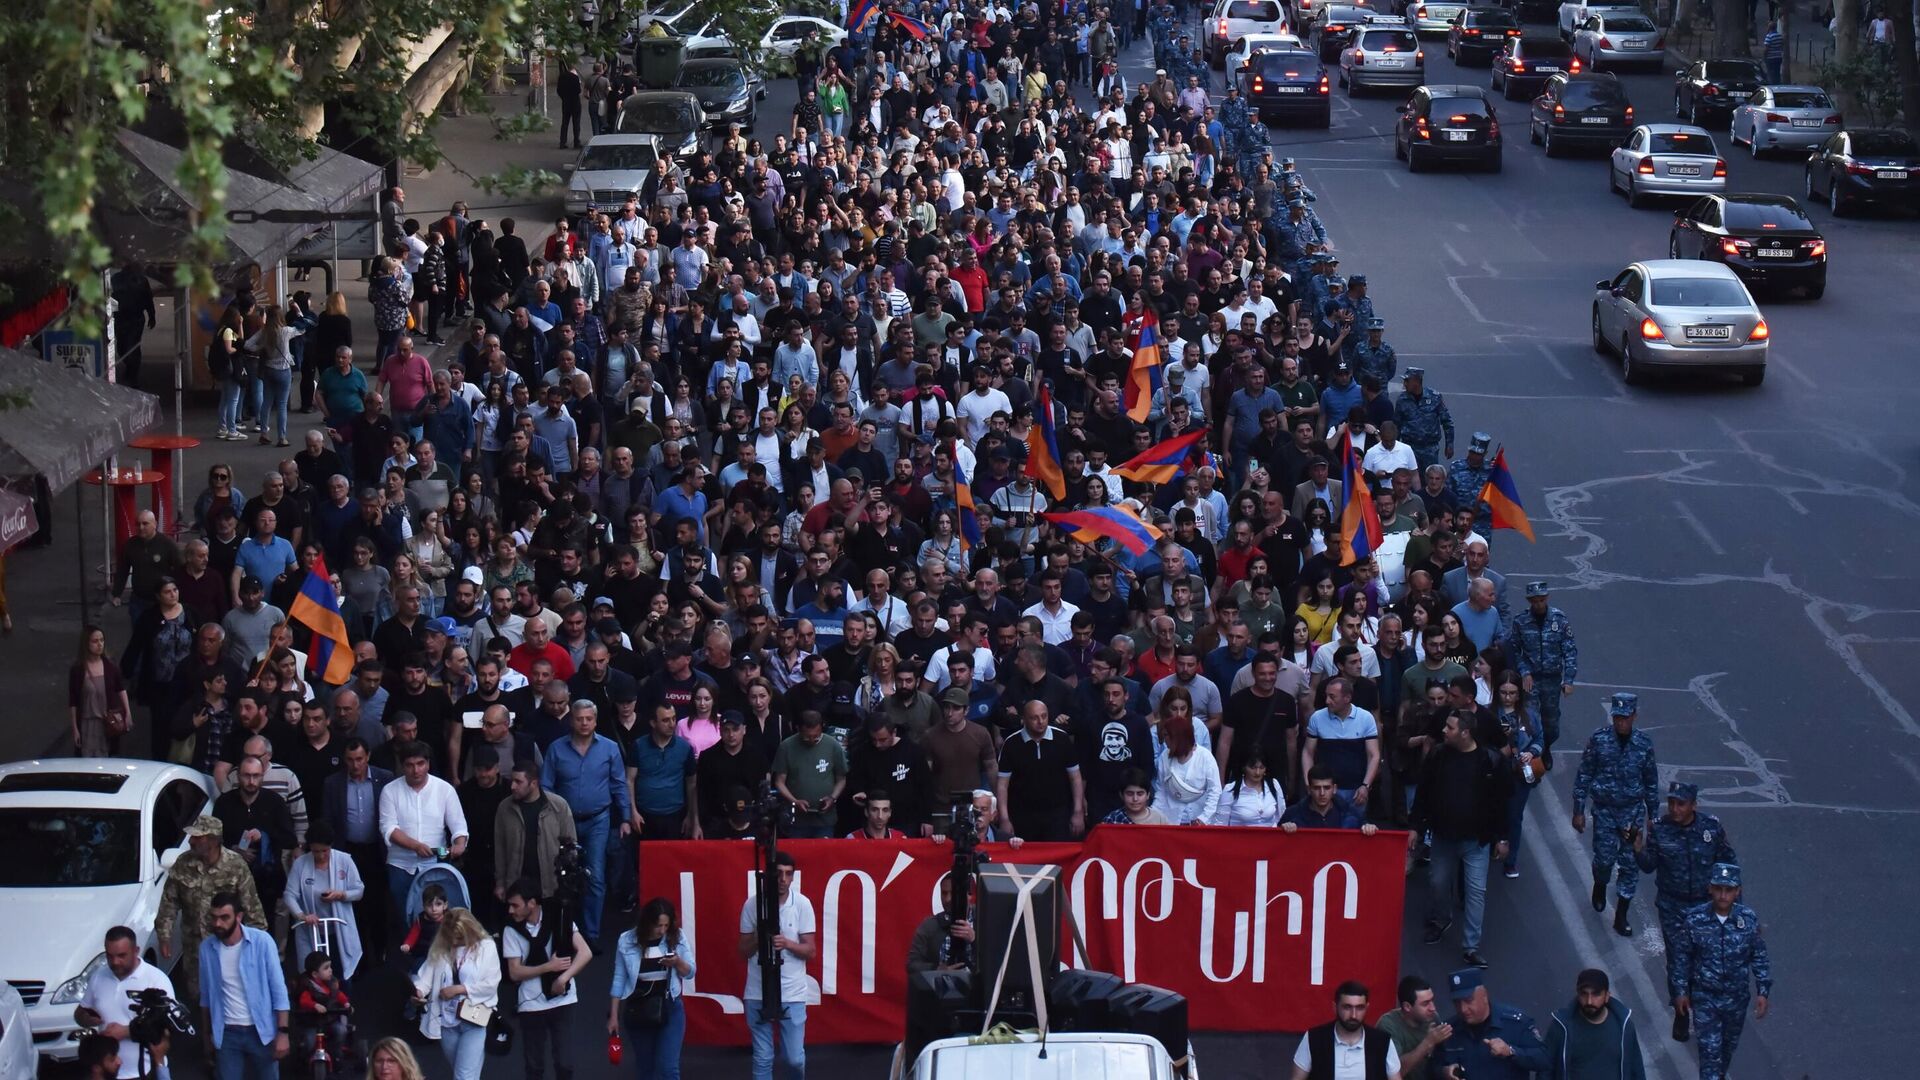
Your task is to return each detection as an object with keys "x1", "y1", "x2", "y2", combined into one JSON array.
[
  {"x1": 386, "y1": 653, "x2": 459, "y2": 777},
  {"x1": 1073, "y1": 679, "x2": 1156, "y2": 823},
  {"x1": 995, "y1": 700, "x2": 1085, "y2": 843},
  {"x1": 1256, "y1": 489, "x2": 1310, "y2": 601},
  {"x1": 1221, "y1": 655, "x2": 1301, "y2": 794}
]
